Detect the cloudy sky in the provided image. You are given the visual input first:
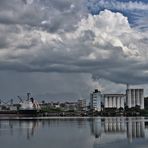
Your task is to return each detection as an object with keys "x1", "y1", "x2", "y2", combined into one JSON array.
[{"x1": 0, "y1": 0, "x2": 148, "y2": 102}]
